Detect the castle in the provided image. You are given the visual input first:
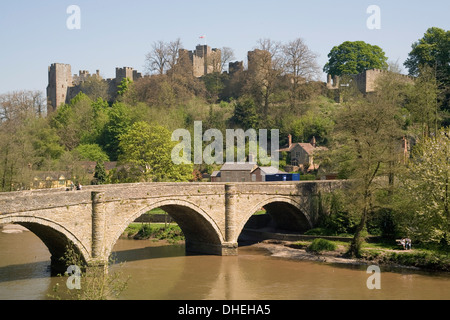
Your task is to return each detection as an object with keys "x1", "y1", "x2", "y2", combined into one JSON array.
[
  {"x1": 46, "y1": 44, "x2": 224, "y2": 113},
  {"x1": 46, "y1": 63, "x2": 142, "y2": 113},
  {"x1": 47, "y1": 45, "x2": 415, "y2": 113},
  {"x1": 178, "y1": 45, "x2": 222, "y2": 77},
  {"x1": 326, "y1": 68, "x2": 414, "y2": 101}
]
